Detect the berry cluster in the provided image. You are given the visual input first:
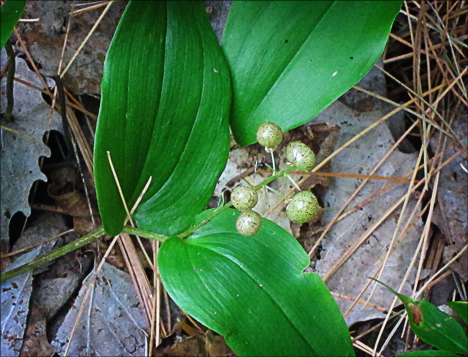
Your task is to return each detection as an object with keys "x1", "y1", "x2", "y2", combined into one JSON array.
[
  {"x1": 231, "y1": 186, "x2": 262, "y2": 237},
  {"x1": 232, "y1": 122, "x2": 320, "y2": 236}
]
